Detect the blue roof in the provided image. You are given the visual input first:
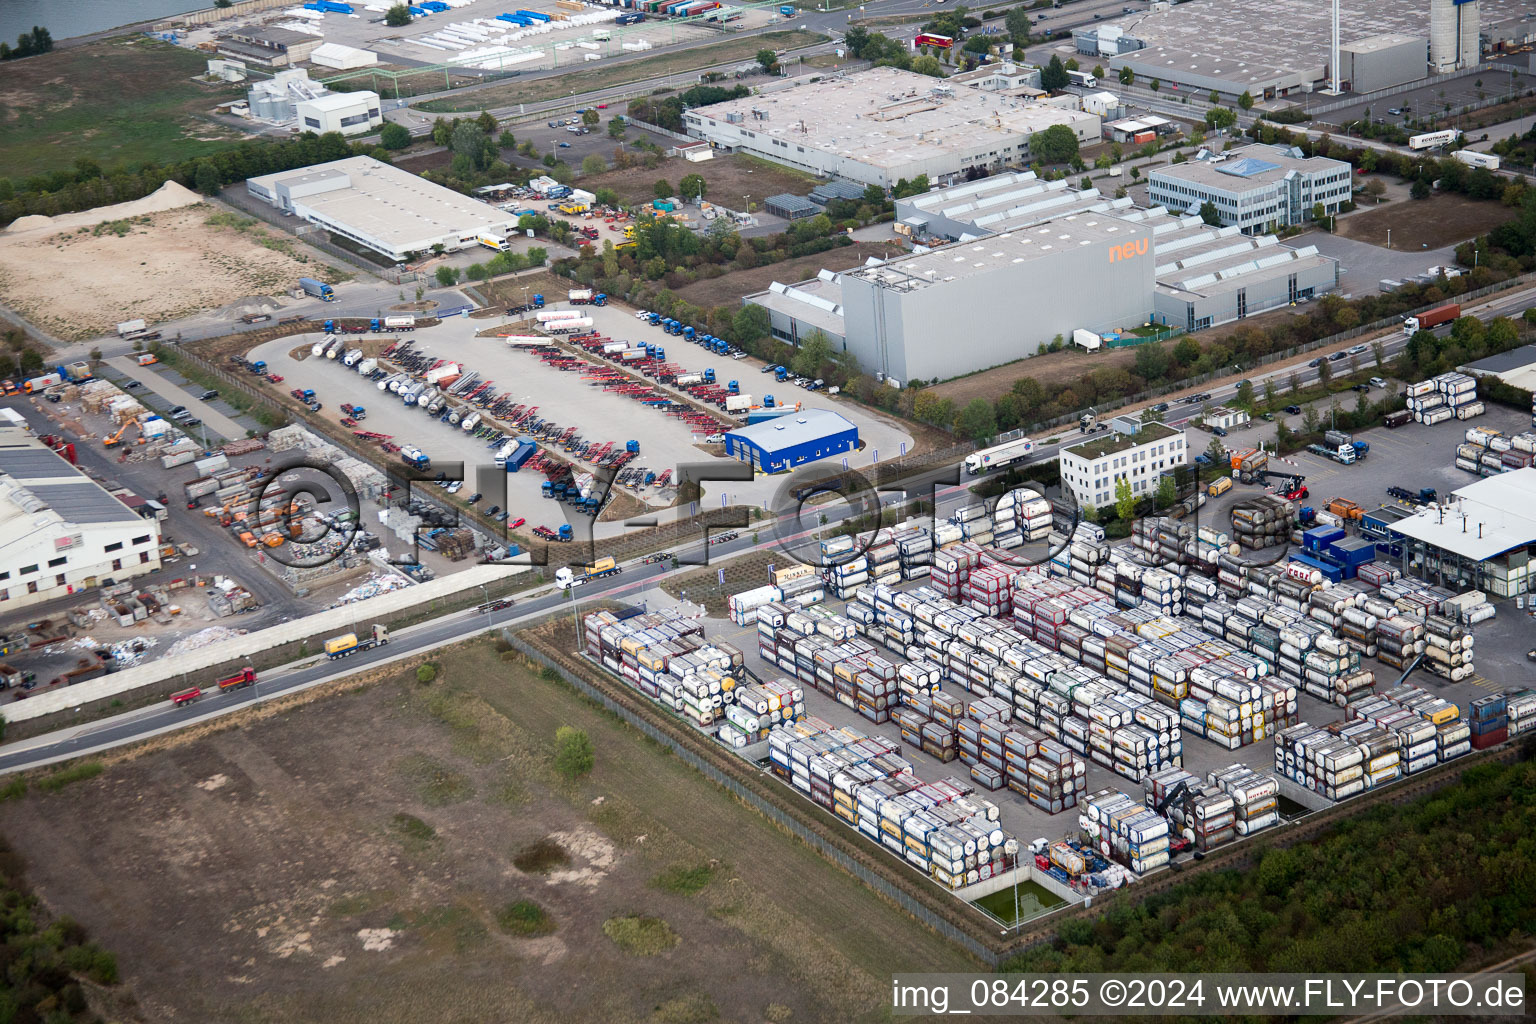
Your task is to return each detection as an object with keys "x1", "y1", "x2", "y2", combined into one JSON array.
[
  {"x1": 726, "y1": 409, "x2": 857, "y2": 451},
  {"x1": 1215, "y1": 157, "x2": 1281, "y2": 178}
]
